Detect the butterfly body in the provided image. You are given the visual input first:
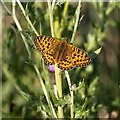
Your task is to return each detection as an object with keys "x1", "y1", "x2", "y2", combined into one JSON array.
[
  {"x1": 34, "y1": 35, "x2": 91, "y2": 70},
  {"x1": 52, "y1": 40, "x2": 68, "y2": 63}
]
